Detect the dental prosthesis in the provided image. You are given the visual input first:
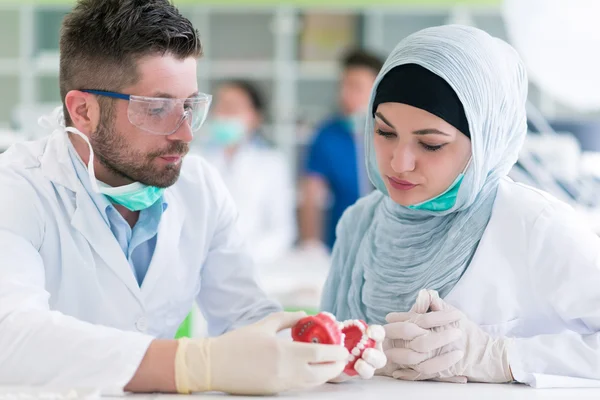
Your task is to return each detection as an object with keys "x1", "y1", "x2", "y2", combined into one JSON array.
[{"x1": 291, "y1": 312, "x2": 377, "y2": 376}]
